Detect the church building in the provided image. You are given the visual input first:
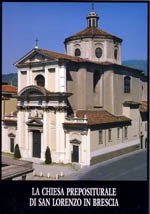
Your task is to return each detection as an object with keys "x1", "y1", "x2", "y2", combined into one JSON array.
[{"x1": 2, "y1": 9, "x2": 147, "y2": 166}]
